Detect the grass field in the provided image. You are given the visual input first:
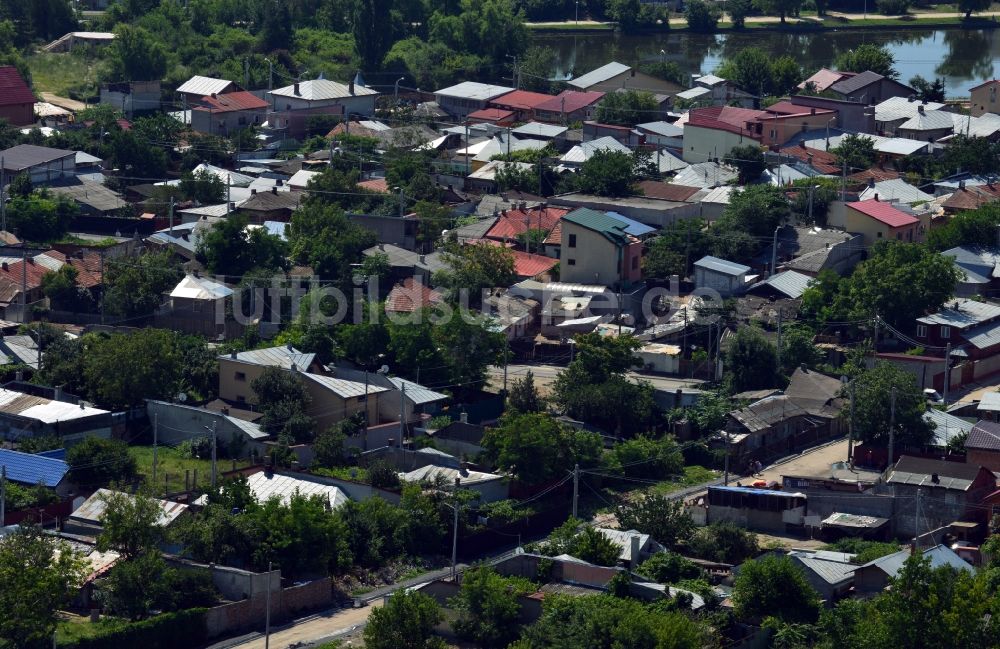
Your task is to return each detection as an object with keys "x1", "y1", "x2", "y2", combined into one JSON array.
[
  {"x1": 130, "y1": 445, "x2": 252, "y2": 496},
  {"x1": 27, "y1": 52, "x2": 103, "y2": 99},
  {"x1": 648, "y1": 465, "x2": 720, "y2": 496},
  {"x1": 55, "y1": 614, "x2": 125, "y2": 645}
]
